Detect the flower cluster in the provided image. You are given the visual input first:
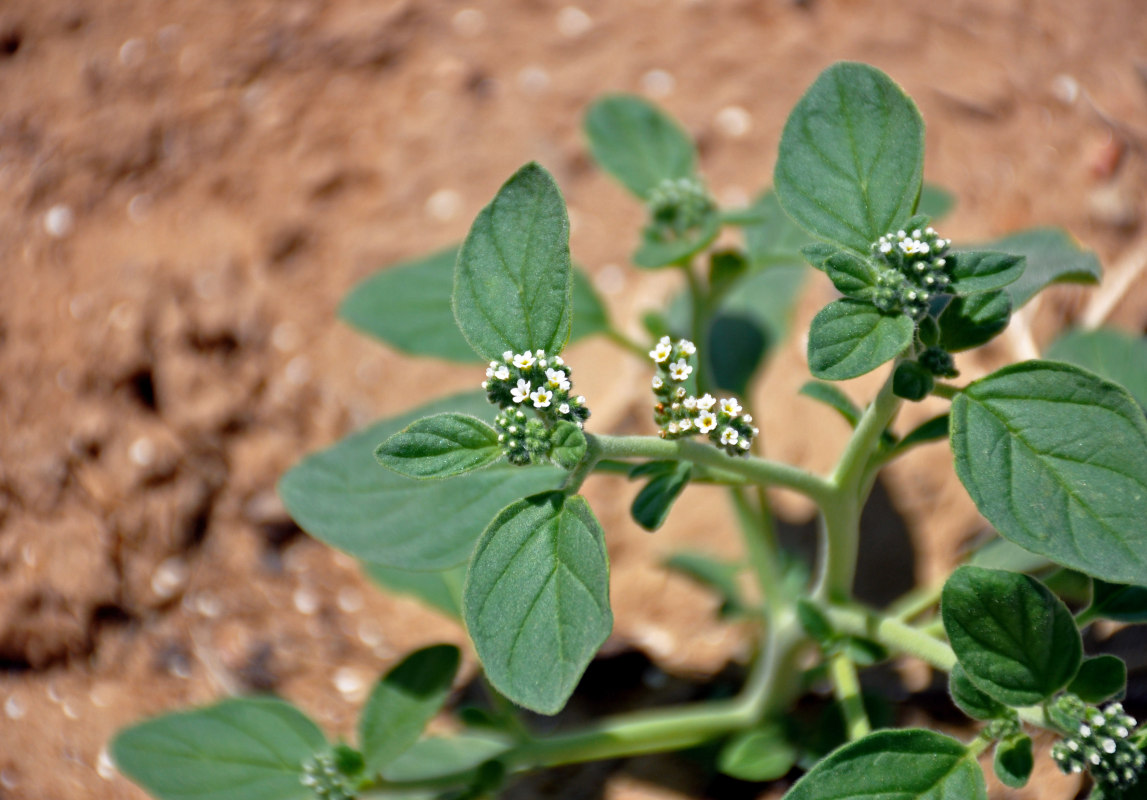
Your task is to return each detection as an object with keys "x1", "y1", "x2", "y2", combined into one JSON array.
[
  {"x1": 483, "y1": 349, "x2": 589, "y2": 465},
  {"x1": 1051, "y1": 700, "x2": 1144, "y2": 791},
  {"x1": 646, "y1": 176, "x2": 716, "y2": 240},
  {"x1": 649, "y1": 336, "x2": 757, "y2": 457},
  {"x1": 300, "y1": 752, "x2": 355, "y2": 800},
  {"x1": 868, "y1": 226, "x2": 953, "y2": 319}
]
